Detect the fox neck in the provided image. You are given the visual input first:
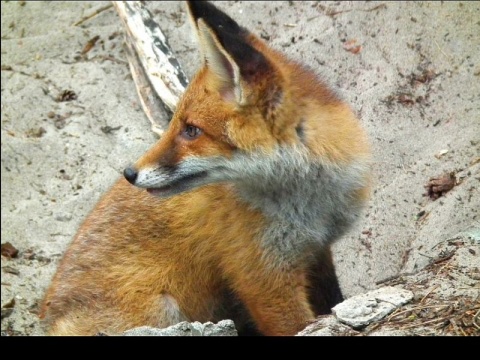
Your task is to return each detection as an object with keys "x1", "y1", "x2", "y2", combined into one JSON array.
[{"x1": 225, "y1": 146, "x2": 369, "y2": 259}]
